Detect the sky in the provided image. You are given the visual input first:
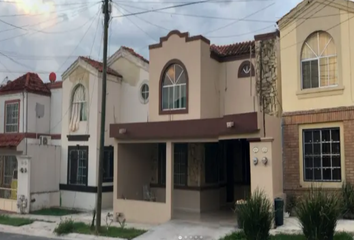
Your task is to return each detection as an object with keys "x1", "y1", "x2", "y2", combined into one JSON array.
[{"x1": 0, "y1": 0, "x2": 302, "y2": 83}]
